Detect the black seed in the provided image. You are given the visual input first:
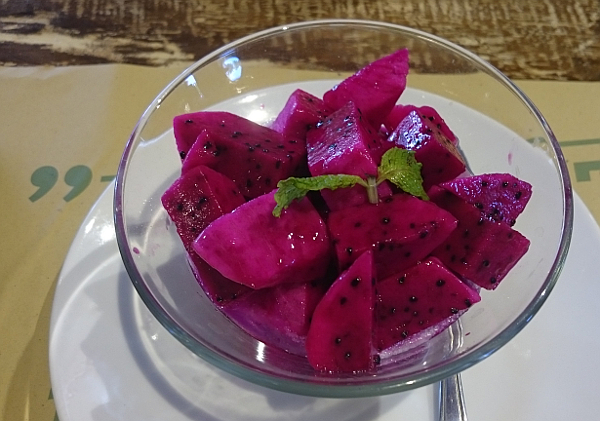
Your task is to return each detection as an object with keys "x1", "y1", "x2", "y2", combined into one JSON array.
[
  {"x1": 176, "y1": 203, "x2": 184, "y2": 212},
  {"x1": 420, "y1": 230, "x2": 428, "y2": 239},
  {"x1": 265, "y1": 178, "x2": 271, "y2": 186},
  {"x1": 385, "y1": 197, "x2": 393, "y2": 203},
  {"x1": 475, "y1": 202, "x2": 483, "y2": 209},
  {"x1": 477, "y1": 218, "x2": 485, "y2": 226},
  {"x1": 436, "y1": 279, "x2": 446, "y2": 287},
  {"x1": 354, "y1": 222, "x2": 361, "y2": 228},
  {"x1": 413, "y1": 311, "x2": 419, "y2": 316},
  {"x1": 351, "y1": 277, "x2": 360, "y2": 287},
  {"x1": 185, "y1": 119, "x2": 193, "y2": 124},
  {"x1": 179, "y1": 151, "x2": 186, "y2": 159},
  {"x1": 216, "y1": 296, "x2": 224, "y2": 303},
  {"x1": 450, "y1": 308, "x2": 459, "y2": 314},
  {"x1": 389, "y1": 307, "x2": 396, "y2": 314},
  {"x1": 262, "y1": 149, "x2": 269, "y2": 153},
  {"x1": 212, "y1": 149, "x2": 221, "y2": 157},
  {"x1": 405, "y1": 251, "x2": 411, "y2": 258},
  {"x1": 409, "y1": 223, "x2": 415, "y2": 229},
  {"x1": 248, "y1": 146, "x2": 255, "y2": 152},
  {"x1": 465, "y1": 299, "x2": 472, "y2": 307},
  {"x1": 204, "y1": 141, "x2": 212, "y2": 149},
  {"x1": 232, "y1": 131, "x2": 242, "y2": 138},
  {"x1": 277, "y1": 144, "x2": 285, "y2": 149},
  {"x1": 409, "y1": 296, "x2": 418, "y2": 302},
  {"x1": 508, "y1": 232, "x2": 513, "y2": 239},
  {"x1": 335, "y1": 337, "x2": 342, "y2": 344},
  {"x1": 382, "y1": 217, "x2": 390, "y2": 224},
  {"x1": 246, "y1": 179, "x2": 253, "y2": 188},
  {"x1": 490, "y1": 277, "x2": 498, "y2": 284},
  {"x1": 398, "y1": 276, "x2": 405, "y2": 284},
  {"x1": 445, "y1": 244, "x2": 451, "y2": 251},
  {"x1": 378, "y1": 243, "x2": 386, "y2": 251},
  {"x1": 340, "y1": 297, "x2": 347, "y2": 305},
  {"x1": 515, "y1": 191, "x2": 522, "y2": 200},
  {"x1": 460, "y1": 257, "x2": 468, "y2": 264},
  {"x1": 463, "y1": 229, "x2": 470, "y2": 238},
  {"x1": 482, "y1": 260, "x2": 490, "y2": 267},
  {"x1": 482, "y1": 181, "x2": 489, "y2": 187},
  {"x1": 373, "y1": 354, "x2": 381, "y2": 365},
  {"x1": 197, "y1": 196, "x2": 208, "y2": 207},
  {"x1": 288, "y1": 140, "x2": 297, "y2": 144},
  {"x1": 502, "y1": 181, "x2": 509, "y2": 187},
  {"x1": 346, "y1": 247, "x2": 353, "y2": 255},
  {"x1": 344, "y1": 352, "x2": 351, "y2": 359},
  {"x1": 509, "y1": 219, "x2": 516, "y2": 226},
  {"x1": 450, "y1": 255, "x2": 456, "y2": 262},
  {"x1": 401, "y1": 331, "x2": 409, "y2": 338},
  {"x1": 275, "y1": 160, "x2": 282, "y2": 169}
]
